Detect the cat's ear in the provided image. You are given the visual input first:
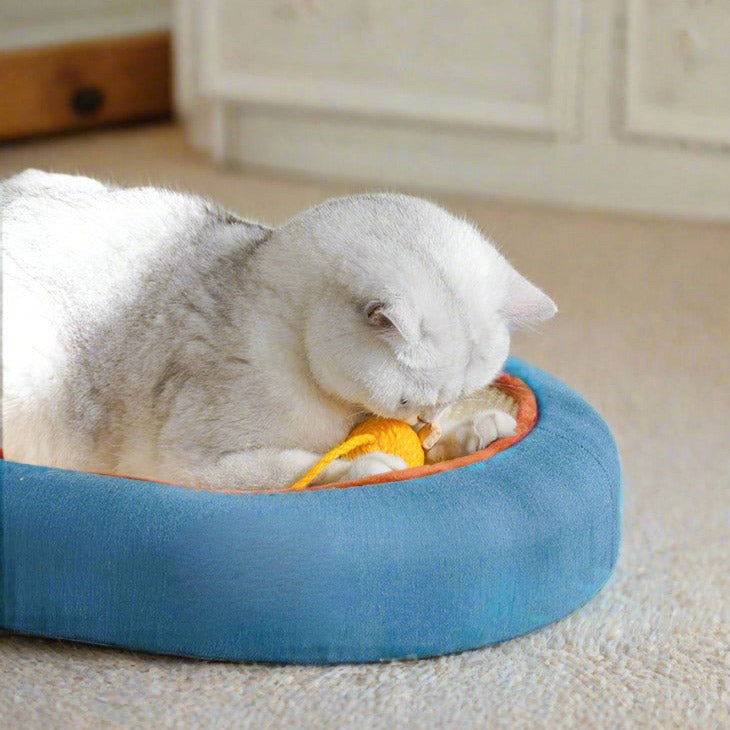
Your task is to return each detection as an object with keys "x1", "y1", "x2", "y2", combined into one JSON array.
[
  {"x1": 501, "y1": 269, "x2": 557, "y2": 327},
  {"x1": 364, "y1": 300, "x2": 419, "y2": 343}
]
